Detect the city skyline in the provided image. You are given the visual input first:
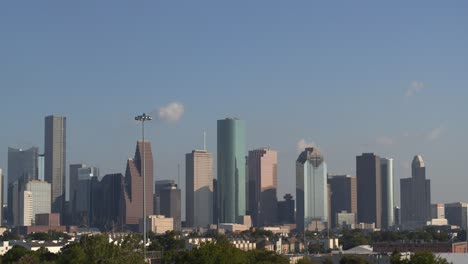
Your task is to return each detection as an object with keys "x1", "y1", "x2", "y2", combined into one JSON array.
[{"x1": 1, "y1": 1, "x2": 468, "y2": 208}]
